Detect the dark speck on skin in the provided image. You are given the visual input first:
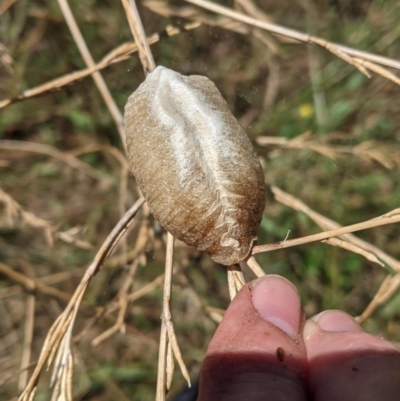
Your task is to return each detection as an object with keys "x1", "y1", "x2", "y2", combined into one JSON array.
[{"x1": 276, "y1": 347, "x2": 284, "y2": 362}]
